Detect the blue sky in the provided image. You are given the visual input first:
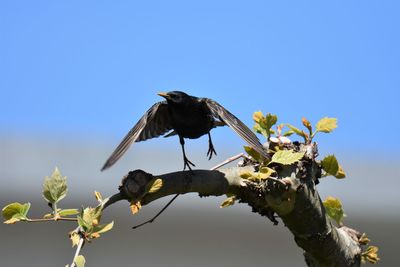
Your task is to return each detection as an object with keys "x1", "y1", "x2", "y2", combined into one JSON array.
[
  {"x1": 1, "y1": 5, "x2": 399, "y2": 266},
  {"x1": 1, "y1": 1, "x2": 399, "y2": 156}
]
